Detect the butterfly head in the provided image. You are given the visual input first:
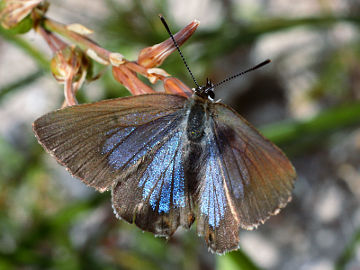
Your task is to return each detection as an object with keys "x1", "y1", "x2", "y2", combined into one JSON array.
[
  {"x1": 194, "y1": 78, "x2": 215, "y2": 100},
  {"x1": 159, "y1": 15, "x2": 271, "y2": 102}
]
